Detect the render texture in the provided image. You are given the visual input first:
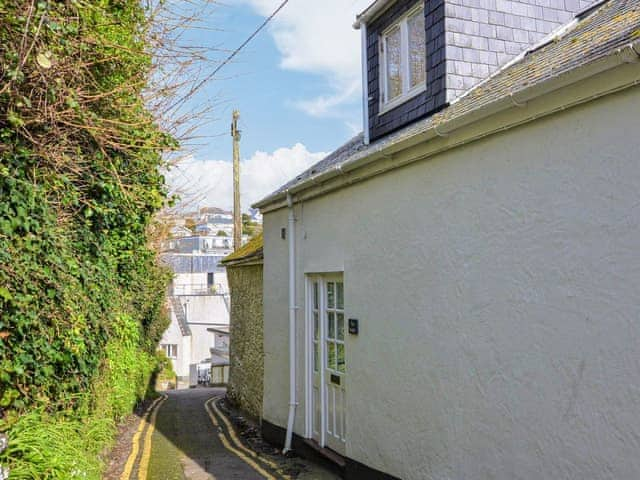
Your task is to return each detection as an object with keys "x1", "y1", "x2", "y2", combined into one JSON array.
[{"x1": 261, "y1": 86, "x2": 640, "y2": 479}]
